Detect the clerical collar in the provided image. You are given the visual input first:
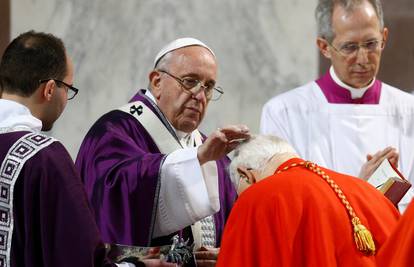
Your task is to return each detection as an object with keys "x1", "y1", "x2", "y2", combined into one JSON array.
[
  {"x1": 144, "y1": 89, "x2": 193, "y2": 147},
  {"x1": 316, "y1": 67, "x2": 382, "y2": 104},
  {"x1": 329, "y1": 67, "x2": 375, "y2": 99},
  {"x1": 0, "y1": 99, "x2": 42, "y2": 133}
]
